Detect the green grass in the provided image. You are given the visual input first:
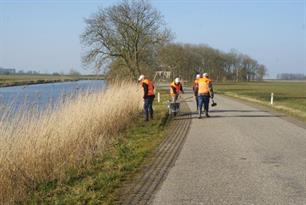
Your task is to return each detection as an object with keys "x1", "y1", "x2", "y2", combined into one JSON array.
[
  {"x1": 26, "y1": 92, "x2": 169, "y2": 205},
  {"x1": 0, "y1": 74, "x2": 104, "y2": 87},
  {"x1": 215, "y1": 80, "x2": 306, "y2": 120}
]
